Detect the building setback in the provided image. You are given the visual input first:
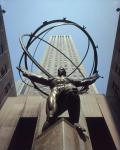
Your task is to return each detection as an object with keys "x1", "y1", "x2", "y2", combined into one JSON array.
[
  {"x1": 0, "y1": 6, "x2": 16, "y2": 108},
  {"x1": 0, "y1": 95, "x2": 119, "y2": 150}
]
